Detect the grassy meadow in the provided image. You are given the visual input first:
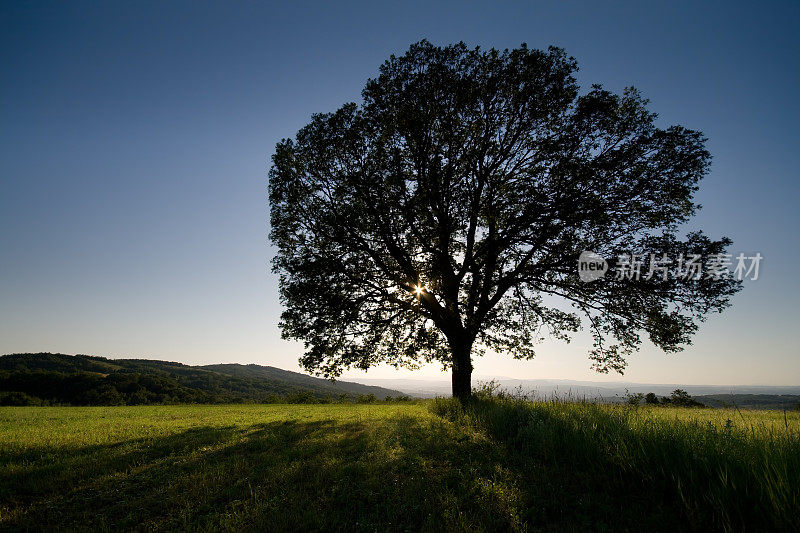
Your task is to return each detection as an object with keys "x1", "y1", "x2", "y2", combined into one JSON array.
[{"x1": 0, "y1": 399, "x2": 797, "y2": 531}]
